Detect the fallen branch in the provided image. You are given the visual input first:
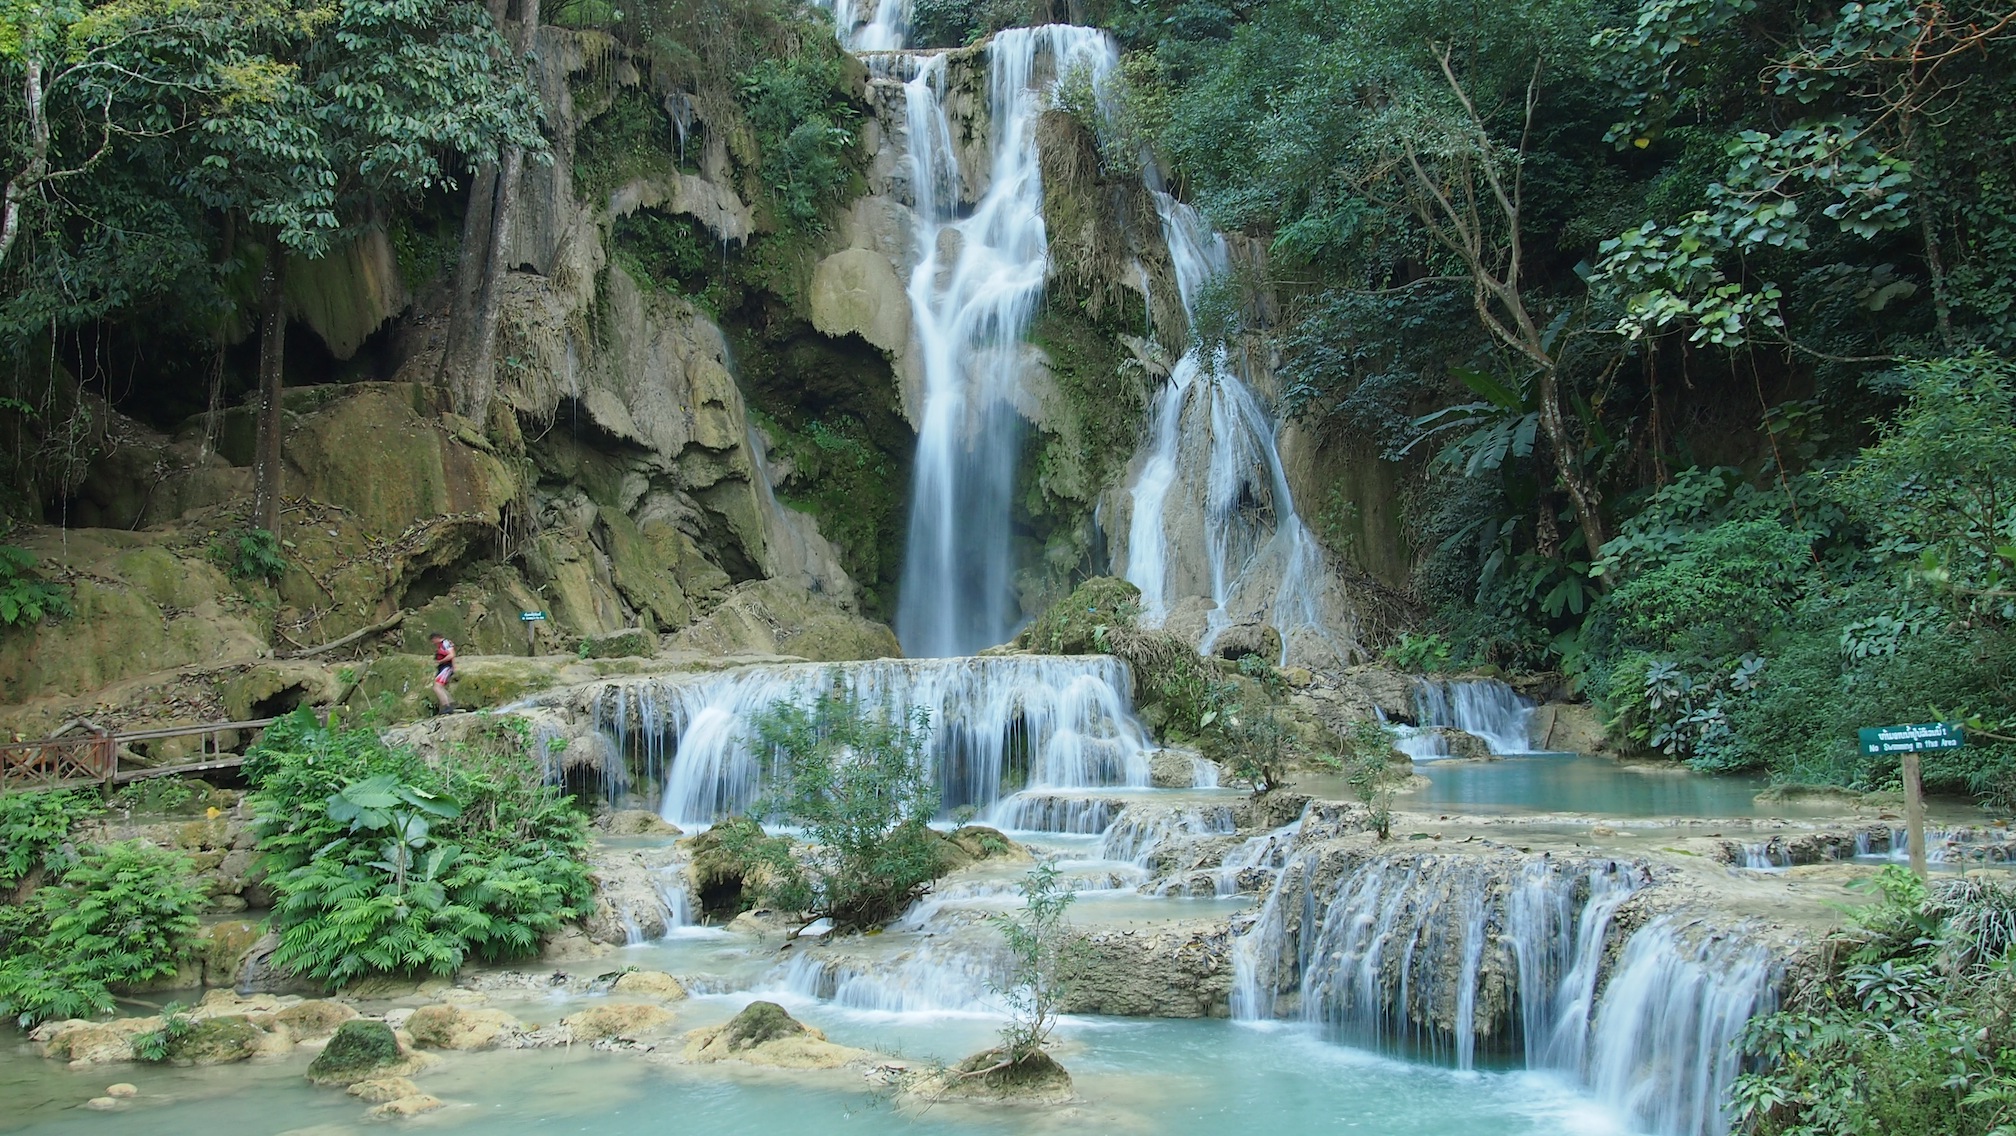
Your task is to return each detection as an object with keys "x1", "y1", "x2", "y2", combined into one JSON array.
[{"x1": 285, "y1": 611, "x2": 406, "y2": 659}]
